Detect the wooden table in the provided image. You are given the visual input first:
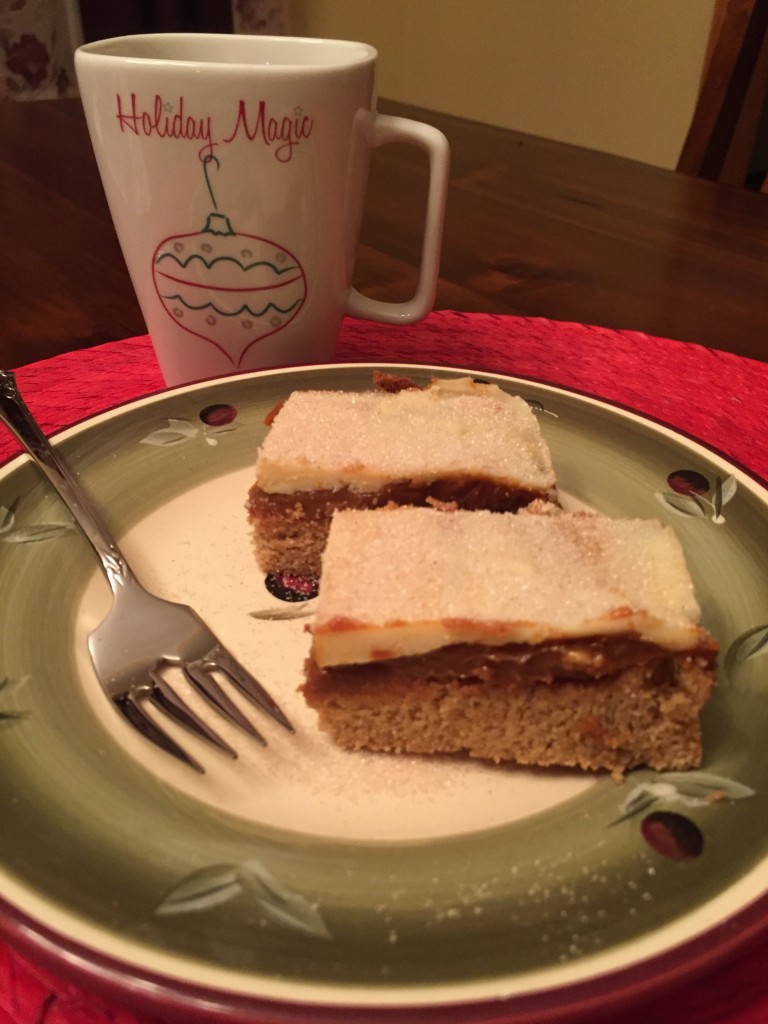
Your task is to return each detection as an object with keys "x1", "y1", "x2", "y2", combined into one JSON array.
[{"x1": 2, "y1": 97, "x2": 768, "y2": 368}]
